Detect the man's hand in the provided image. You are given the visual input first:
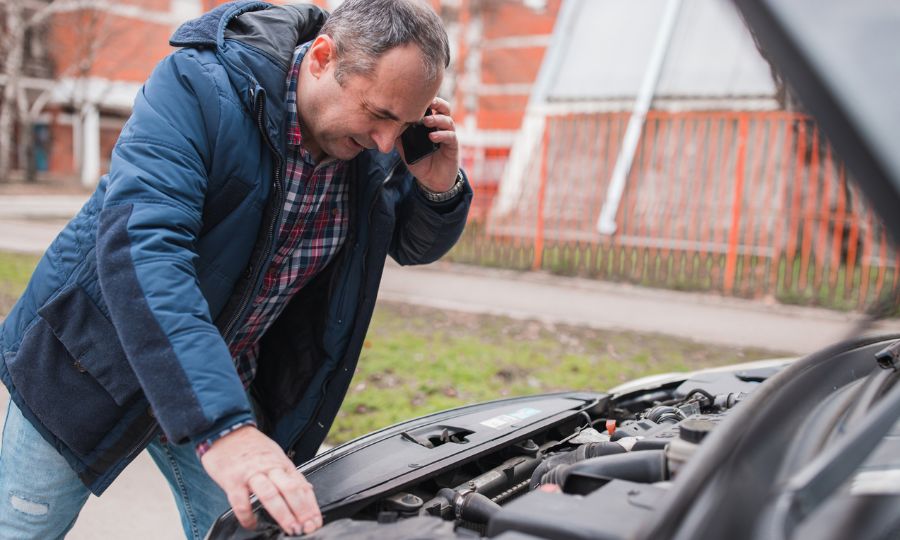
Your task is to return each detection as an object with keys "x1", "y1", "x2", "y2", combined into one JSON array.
[
  {"x1": 200, "y1": 425, "x2": 322, "y2": 535},
  {"x1": 397, "y1": 96, "x2": 460, "y2": 193}
]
